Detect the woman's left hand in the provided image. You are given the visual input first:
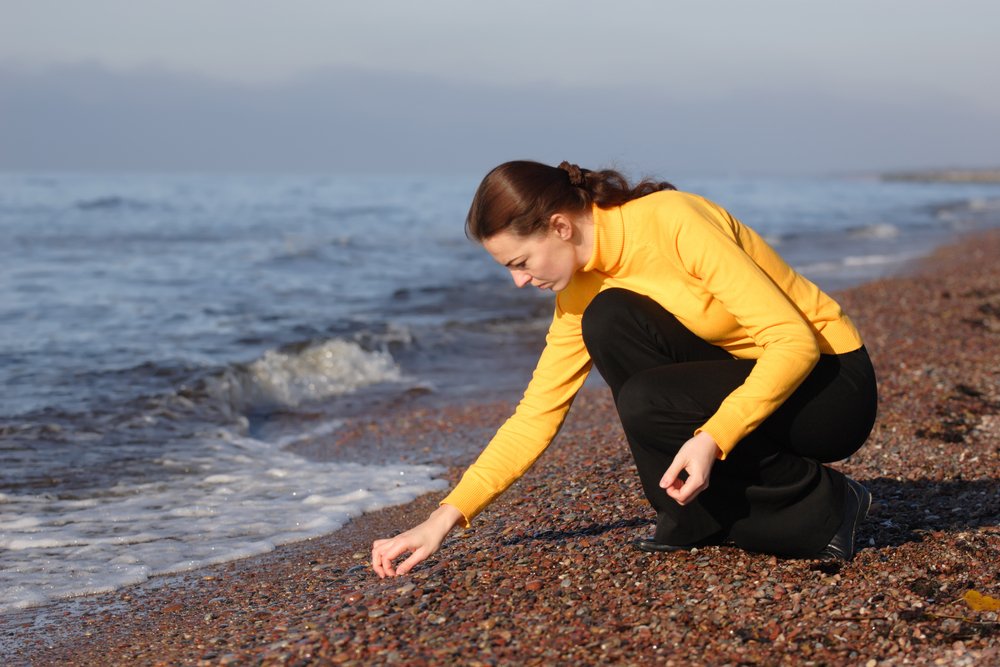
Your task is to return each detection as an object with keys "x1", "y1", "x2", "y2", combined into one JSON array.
[{"x1": 660, "y1": 431, "x2": 721, "y2": 505}]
